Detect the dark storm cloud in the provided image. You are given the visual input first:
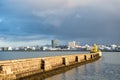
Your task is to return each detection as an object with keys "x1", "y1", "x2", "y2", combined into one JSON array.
[{"x1": 0, "y1": 0, "x2": 120, "y2": 46}]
